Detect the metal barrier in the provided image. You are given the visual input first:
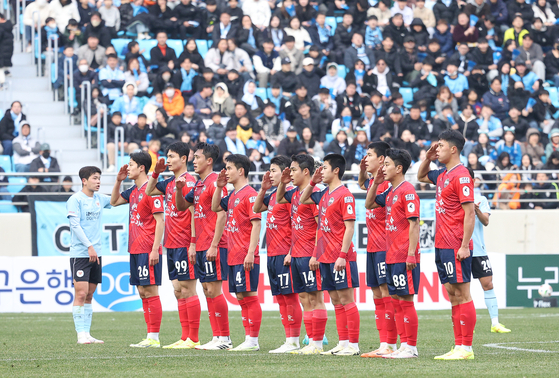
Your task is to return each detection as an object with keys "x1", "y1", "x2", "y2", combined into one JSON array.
[
  {"x1": 98, "y1": 103, "x2": 108, "y2": 168},
  {"x1": 32, "y1": 11, "x2": 41, "y2": 76},
  {"x1": 46, "y1": 35, "x2": 58, "y2": 94},
  {"x1": 115, "y1": 126, "x2": 125, "y2": 169},
  {"x1": 81, "y1": 81, "x2": 92, "y2": 148},
  {"x1": 63, "y1": 57, "x2": 74, "y2": 116}
]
